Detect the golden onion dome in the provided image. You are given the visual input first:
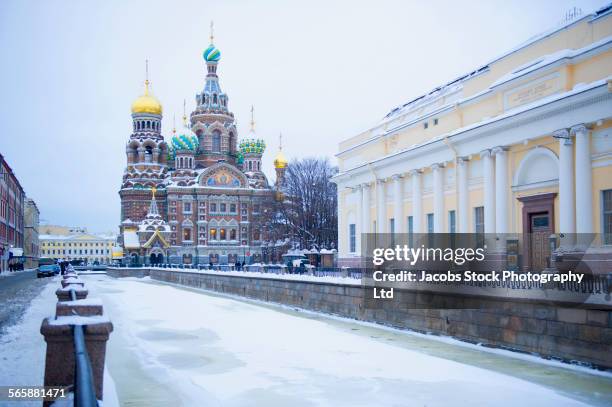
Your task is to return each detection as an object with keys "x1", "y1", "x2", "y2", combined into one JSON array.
[
  {"x1": 274, "y1": 150, "x2": 288, "y2": 169},
  {"x1": 131, "y1": 80, "x2": 162, "y2": 115}
]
